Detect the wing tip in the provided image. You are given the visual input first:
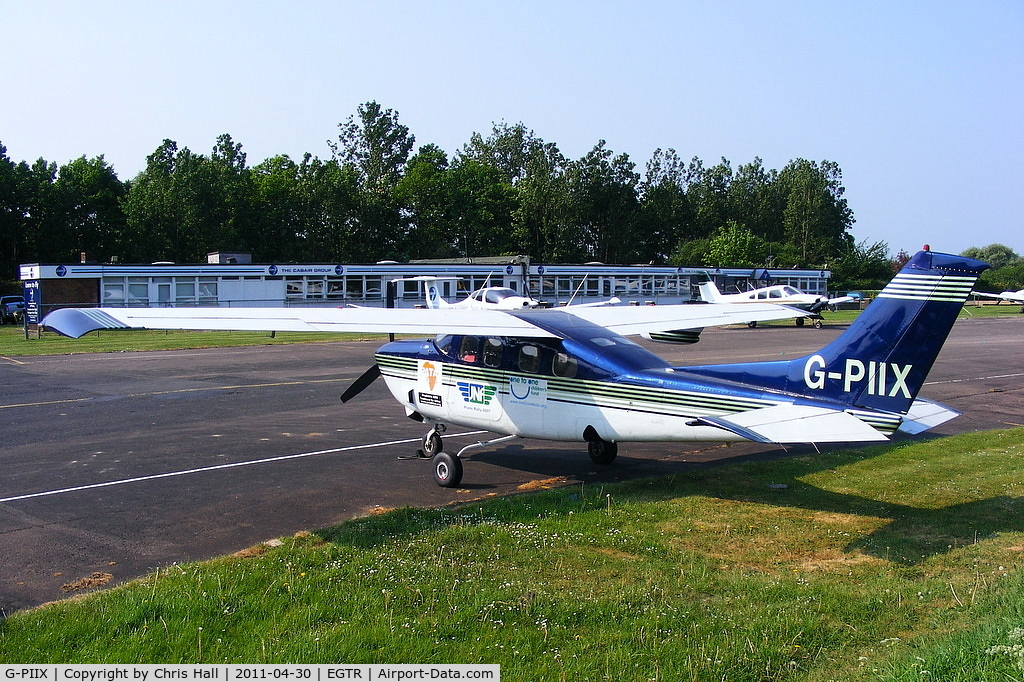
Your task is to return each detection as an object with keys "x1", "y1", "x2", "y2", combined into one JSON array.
[{"x1": 41, "y1": 308, "x2": 132, "y2": 338}]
